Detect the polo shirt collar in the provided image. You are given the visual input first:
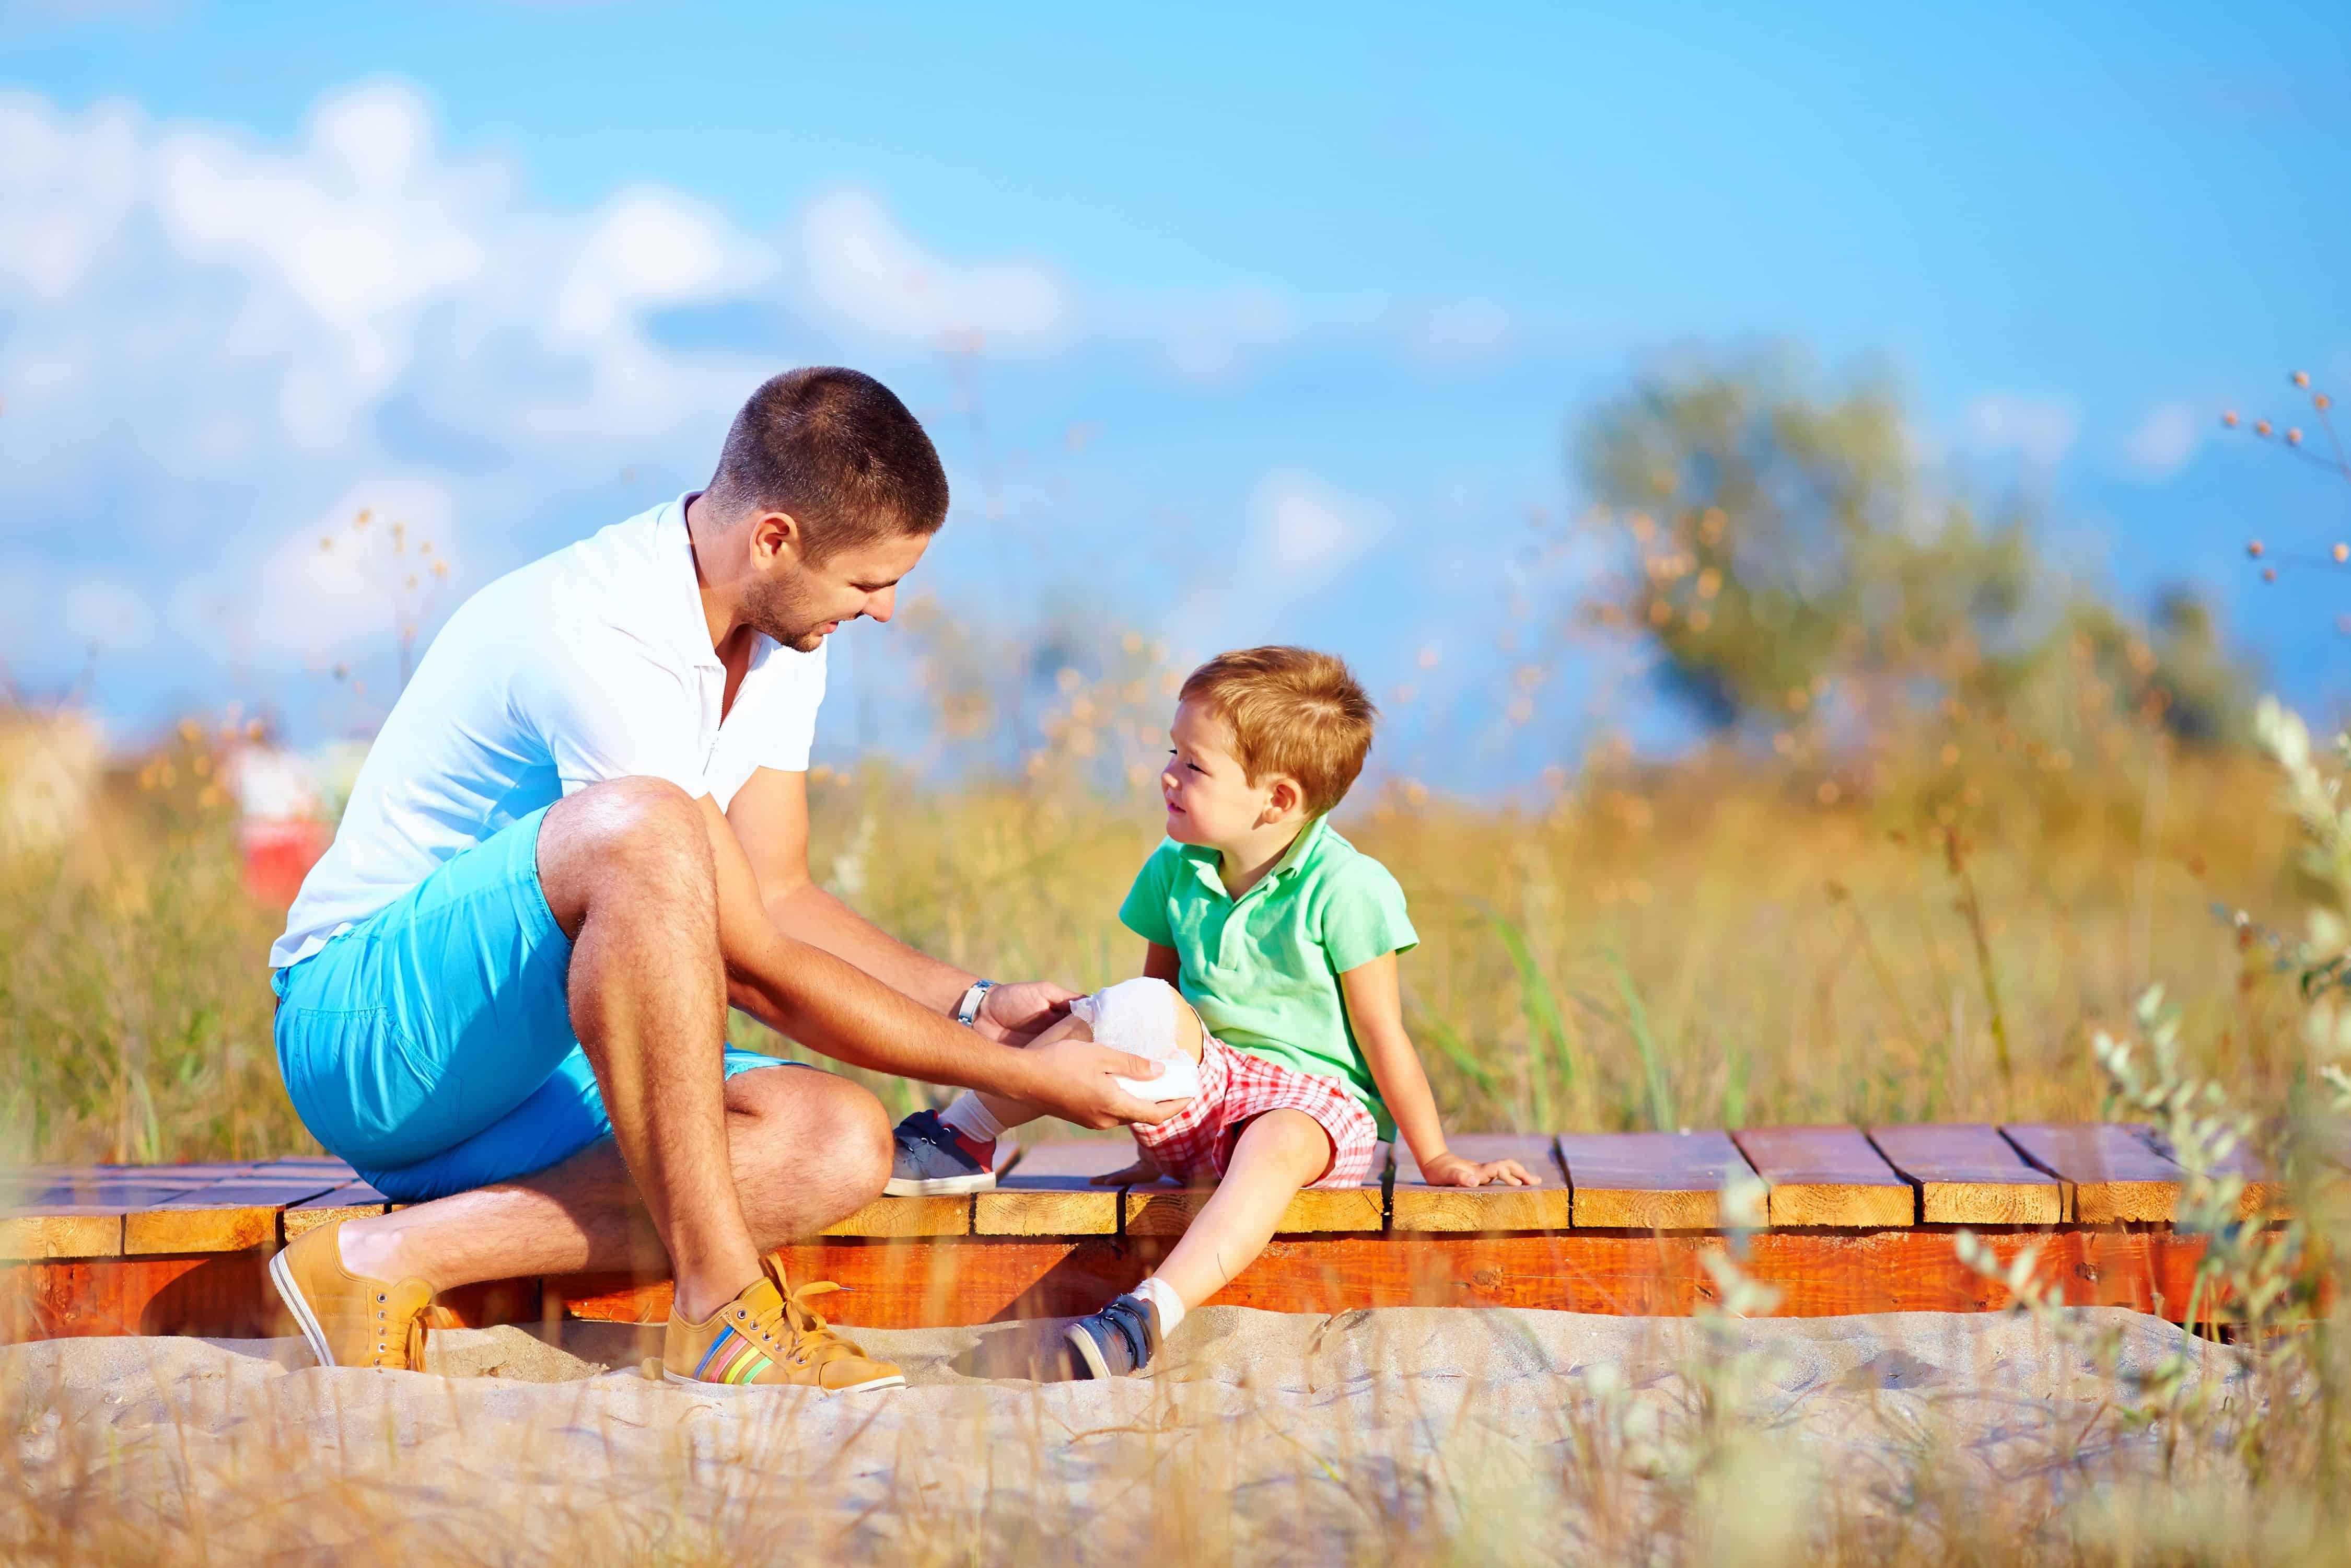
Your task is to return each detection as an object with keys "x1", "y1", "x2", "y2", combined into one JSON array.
[
  {"x1": 657, "y1": 493, "x2": 724, "y2": 672},
  {"x1": 1180, "y1": 815, "x2": 1332, "y2": 901}
]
